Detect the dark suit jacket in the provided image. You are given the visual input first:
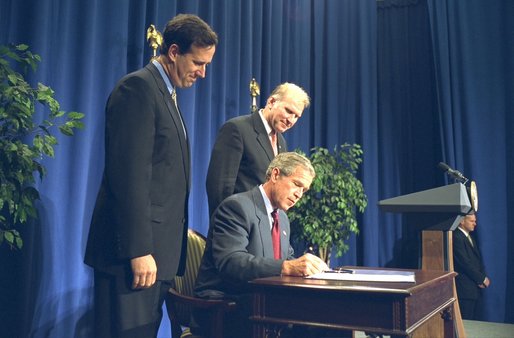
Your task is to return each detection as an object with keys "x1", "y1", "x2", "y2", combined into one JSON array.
[
  {"x1": 85, "y1": 63, "x2": 189, "y2": 280},
  {"x1": 206, "y1": 112, "x2": 287, "y2": 216},
  {"x1": 453, "y1": 229, "x2": 486, "y2": 300},
  {"x1": 194, "y1": 186, "x2": 294, "y2": 298}
]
